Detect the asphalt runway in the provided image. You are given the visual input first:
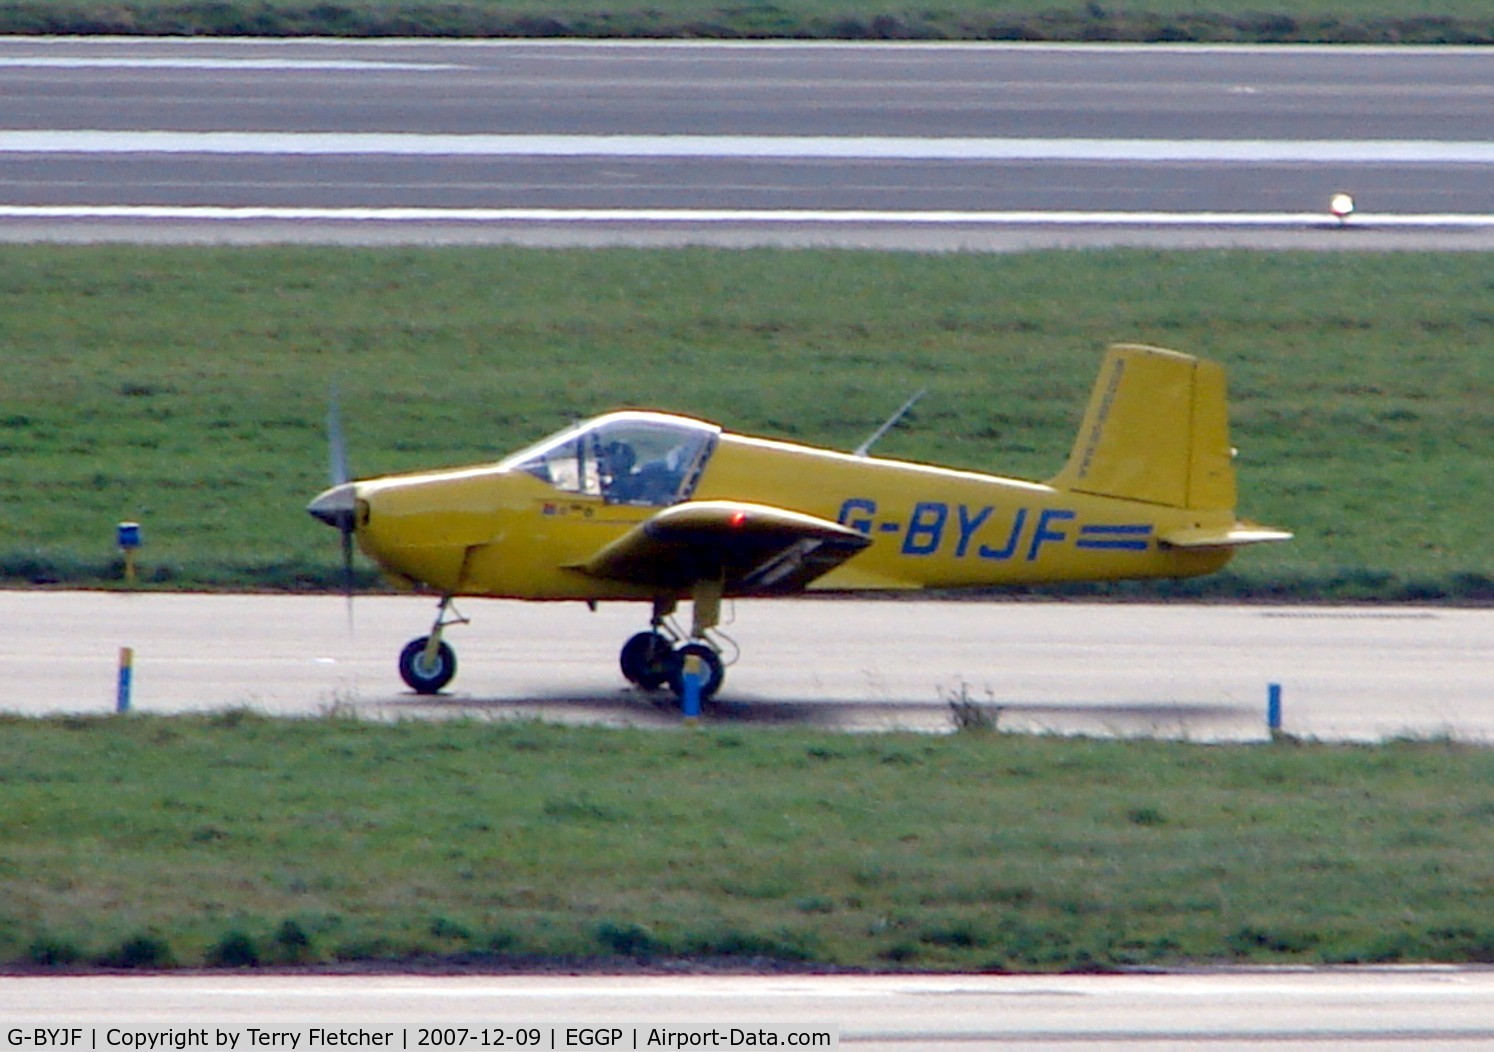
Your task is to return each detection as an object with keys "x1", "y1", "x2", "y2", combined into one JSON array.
[
  {"x1": 6, "y1": 591, "x2": 1489, "y2": 741},
  {"x1": 4, "y1": 970, "x2": 1493, "y2": 1050},
  {"x1": 1, "y1": 38, "x2": 1489, "y2": 248}
]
